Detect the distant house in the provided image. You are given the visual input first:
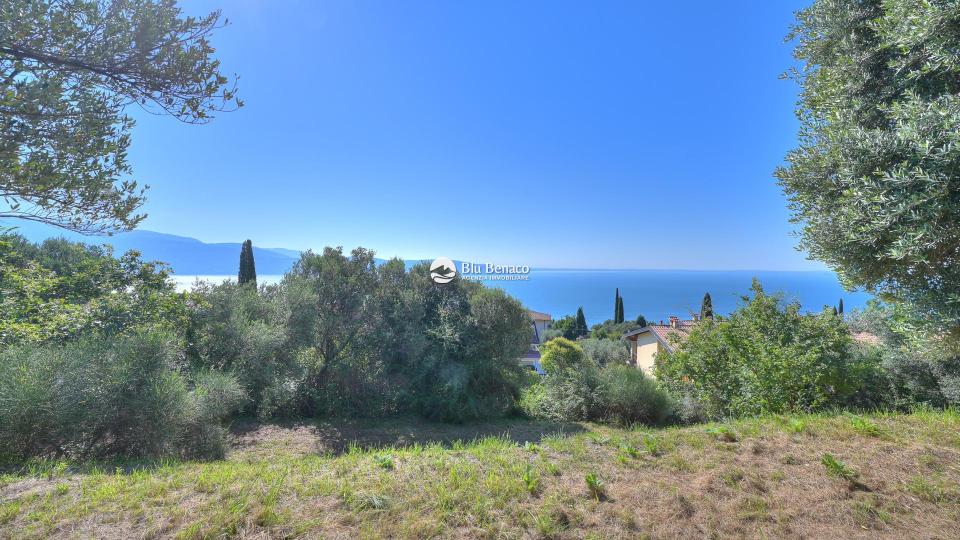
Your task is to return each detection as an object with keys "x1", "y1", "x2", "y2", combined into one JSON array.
[
  {"x1": 520, "y1": 310, "x2": 553, "y2": 374},
  {"x1": 622, "y1": 315, "x2": 697, "y2": 375}
]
